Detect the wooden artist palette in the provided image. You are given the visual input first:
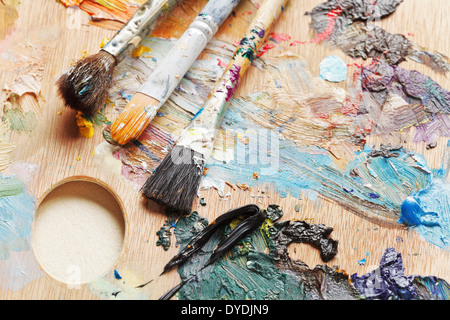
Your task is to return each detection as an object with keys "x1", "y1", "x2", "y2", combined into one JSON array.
[{"x1": 0, "y1": 0, "x2": 449, "y2": 300}]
